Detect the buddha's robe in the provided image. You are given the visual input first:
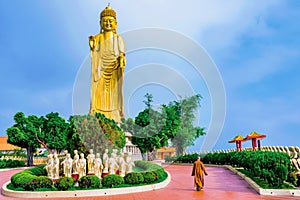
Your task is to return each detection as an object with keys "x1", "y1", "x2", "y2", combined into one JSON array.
[{"x1": 90, "y1": 32, "x2": 125, "y2": 123}]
